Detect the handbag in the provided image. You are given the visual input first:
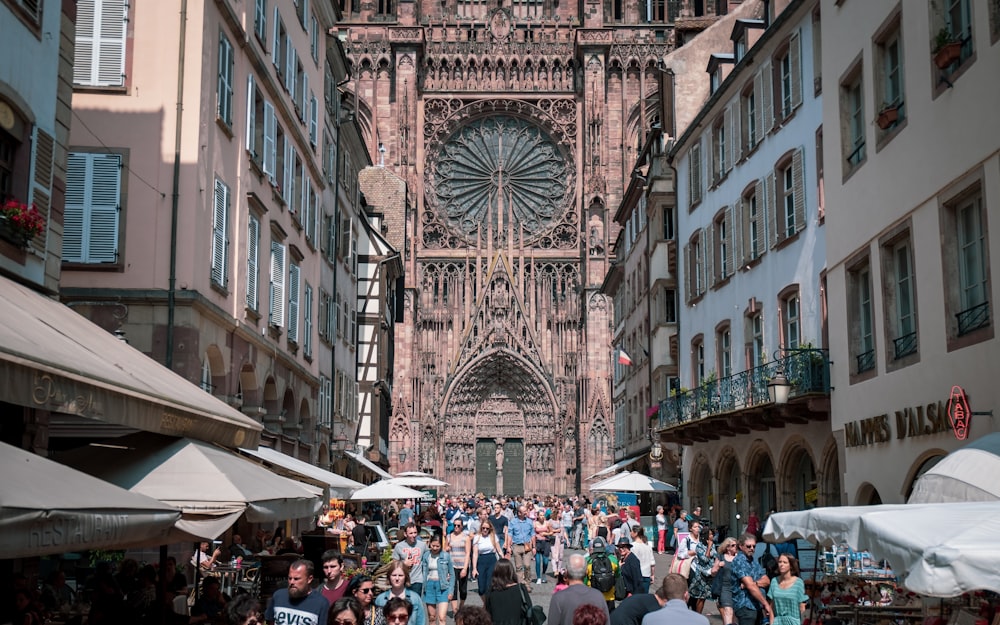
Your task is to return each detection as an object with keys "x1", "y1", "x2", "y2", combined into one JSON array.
[
  {"x1": 520, "y1": 586, "x2": 546, "y2": 625},
  {"x1": 614, "y1": 571, "x2": 629, "y2": 601},
  {"x1": 669, "y1": 554, "x2": 693, "y2": 578}
]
